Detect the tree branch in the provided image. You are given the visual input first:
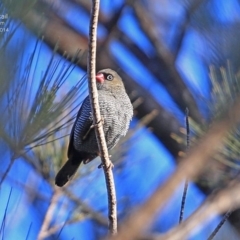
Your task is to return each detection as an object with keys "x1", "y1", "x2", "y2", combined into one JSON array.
[
  {"x1": 130, "y1": 1, "x2": 203, "y2": 123},
  {"x1": 87, "y1": 0, "x2": 117, "y2": 235},
  {"x1": 64, "y1": 189, "x2": 108, "y2": 226},
  {"x1": 37, "y1": 187, "x2": 61, "y2": 240},
  {"x1": 158, "y1": 181, "x2": 240, "y2": 240},
  {"x1": 172, "y1": 0, "x2": 206, "y2": 59},
  {"x1": 108, "y1": 98, "x2": 240, "y2": 240}
]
